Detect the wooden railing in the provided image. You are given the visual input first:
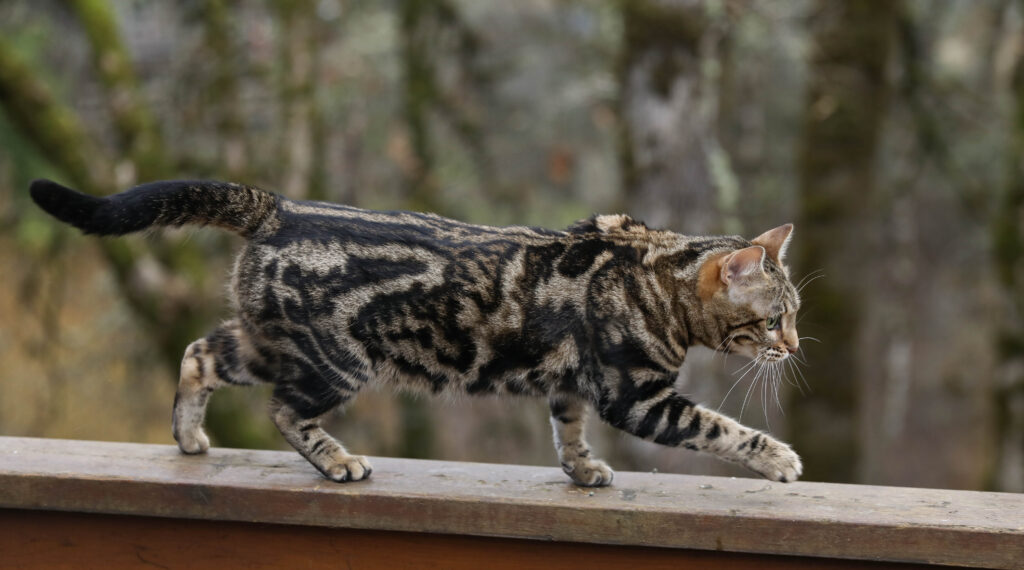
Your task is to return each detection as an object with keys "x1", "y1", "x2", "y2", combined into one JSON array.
[{"x1": 0, "y1": 436, "x2": 1021, "y2": 568}]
